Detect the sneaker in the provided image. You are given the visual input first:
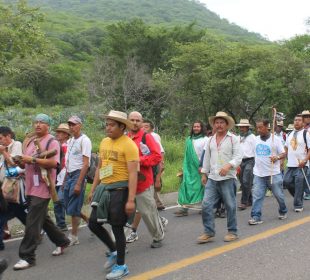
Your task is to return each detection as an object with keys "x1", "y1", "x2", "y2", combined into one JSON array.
[
  {"x1": 126, "y1": 231, "x2": 138, "y2": 243},
  {"x1": 278, "y1": 213, "x2": 287, "y2": 220},
  {"x1": 151, "y1": 240, "x2": 163, "y2": 248},
  {"x1": 52, "y1": 239, "x2": 70, "y2": 256},
  {"x1": 160, "y1": 216, "x2": 168, "y2": 228},
  {"x1": 106, "y1": 264, "x2": 129, "y2": 280},
  {"x1": 265, "y1": 189, "x2": 273, "y2": 197},
  {"x1": 104, "y1": 251, "x2": 117, "y2": 272},
  {"x1": 3, "y1": 230, "x2": 11, "y2": 240},
  {"x1": 294, "y1": 208, "x2": 304, "y2": 213},
  {"x1": 304, "y1": 194, "x2": 310, "y2": 200},
  {"x1": 174, "y1": 209, "x2": 188, "y2": 217},
  {"x1": 224, "y1": 233, "x2": 238, "y2": 242},
  {"x1": 197, "y1": 233, "x2": 214, "y2": 244},
  {"x1": 248, "y1": 217, "x2": 263, "y2": 225},
  {"x1": 13, "y1": 259, "x2": 33, "y2": 270},
  {"x1": 157, "y1": 206, "x2": 165, "y2": 211},
  {"x1": 68, "y1": 234, "x2": 79, "y2": 246}
]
